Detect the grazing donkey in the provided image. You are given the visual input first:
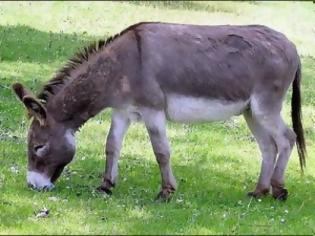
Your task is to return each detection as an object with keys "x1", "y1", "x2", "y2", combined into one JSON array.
[{"x1": 13, "y1": 22, "x2": 306, "y2": 201}]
